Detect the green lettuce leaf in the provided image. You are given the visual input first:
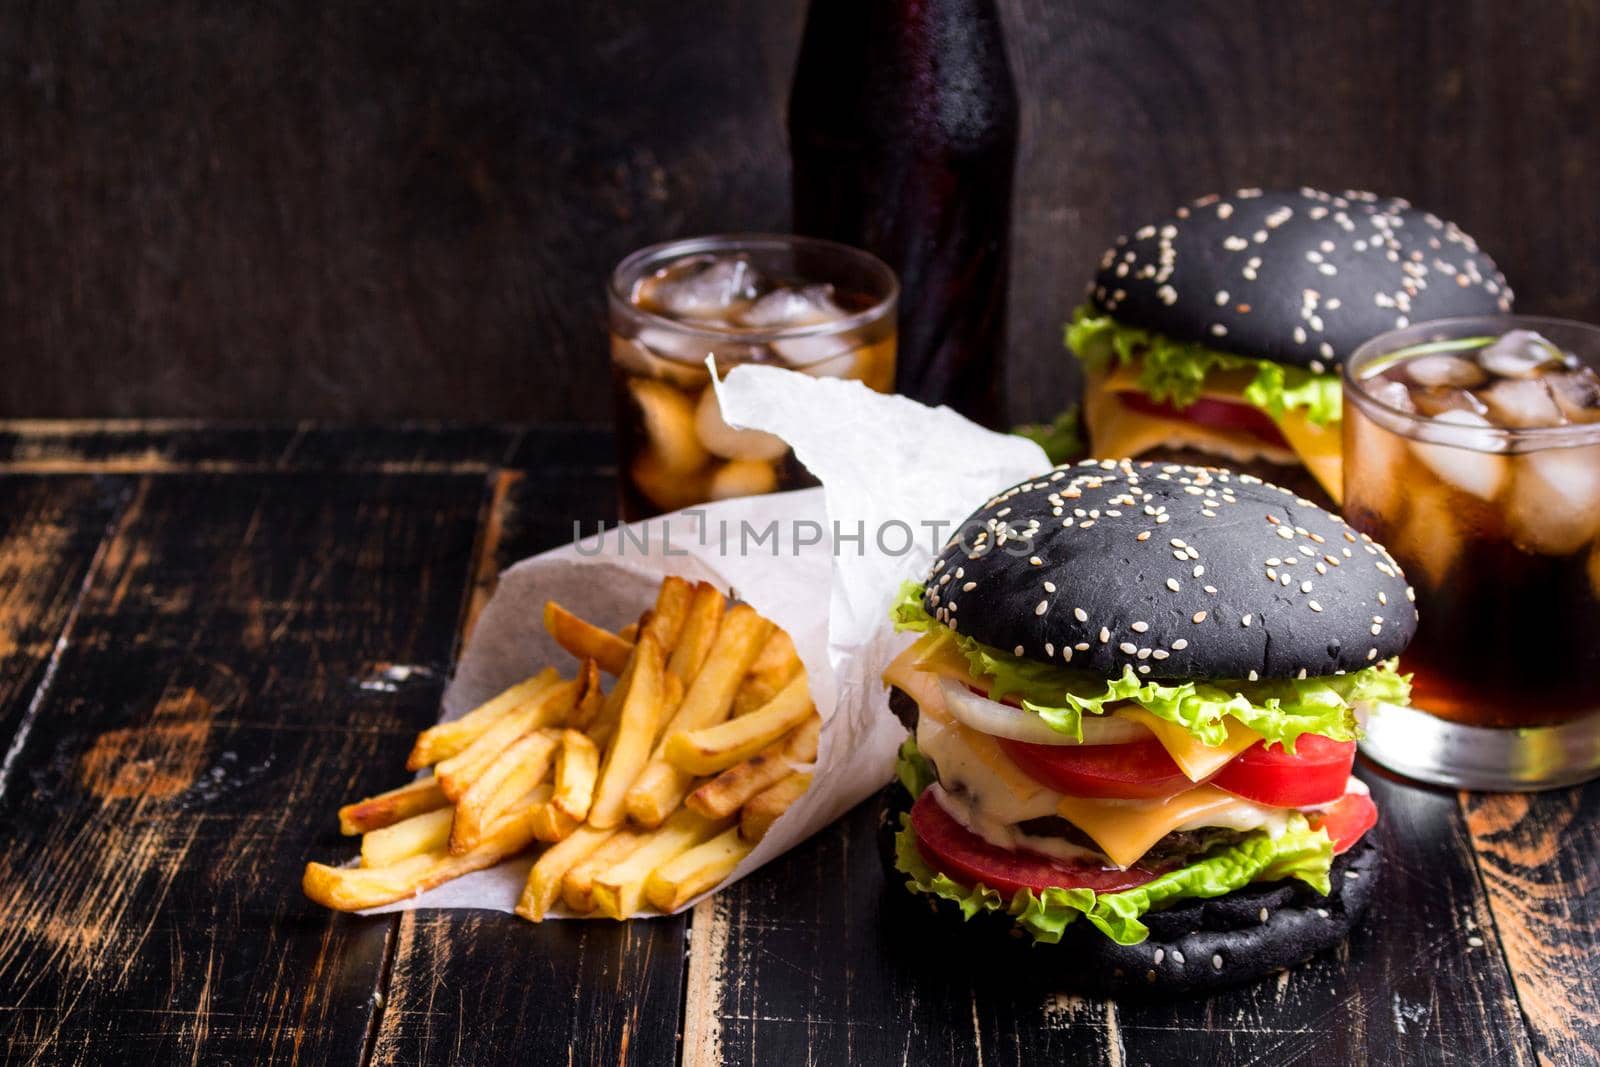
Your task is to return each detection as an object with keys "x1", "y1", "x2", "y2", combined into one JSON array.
[
  {"x1": 892, "y1": 799, "x2": 1334, "y2": 946},
  {"x1": 1065, "y1": 304, "x2": 1343, "y2": 426},
  {"x1": 892, "y1": 581, "x2": 1409, "y2": 751},
  {"x1": 1013, "y1": 405, "x2": 1084, "y2": 465},
  {"x1": 896, "y1": 736, "x2": 938, "y2": 798}
]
